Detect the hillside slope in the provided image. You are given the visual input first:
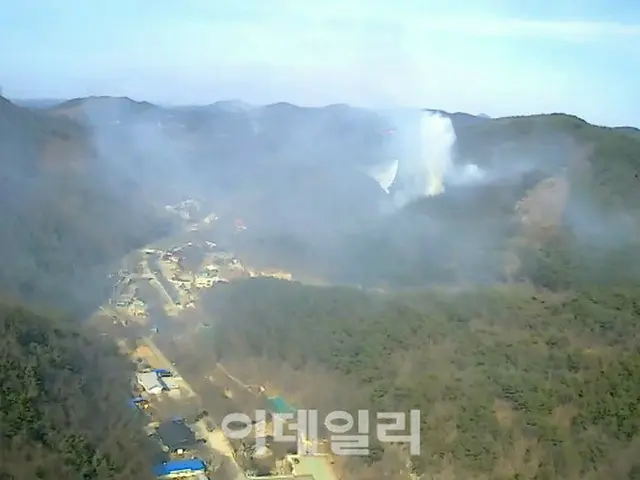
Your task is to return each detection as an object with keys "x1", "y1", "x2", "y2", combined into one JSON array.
[
  {"x1": 170, "y1": 111, "x2": 640, "y2": 479},
  {"x1": 0, "y1": 97, "x2": 167, "y2": 479},
  {"x1": 0, "y1": 302, "x2": 155, "y2": 479},
  {"x1": 193, "y1": 279, "x2": 640, "y2": 480},
  {"x1": 0, "y1": 96, "x2": 173, "y2": 314},
  {"x1": 0, "y1": 95, "x2": 91, "y2": 172},
  {"x1": 334, "y1": 113, "x2": 640, "y2": 288},
  {"x1": 36, "y1": 97, "x2": 640, "y2": 291},
  {"x1": 43, "y1": 96, "x2": 393, "y2": 271}
]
